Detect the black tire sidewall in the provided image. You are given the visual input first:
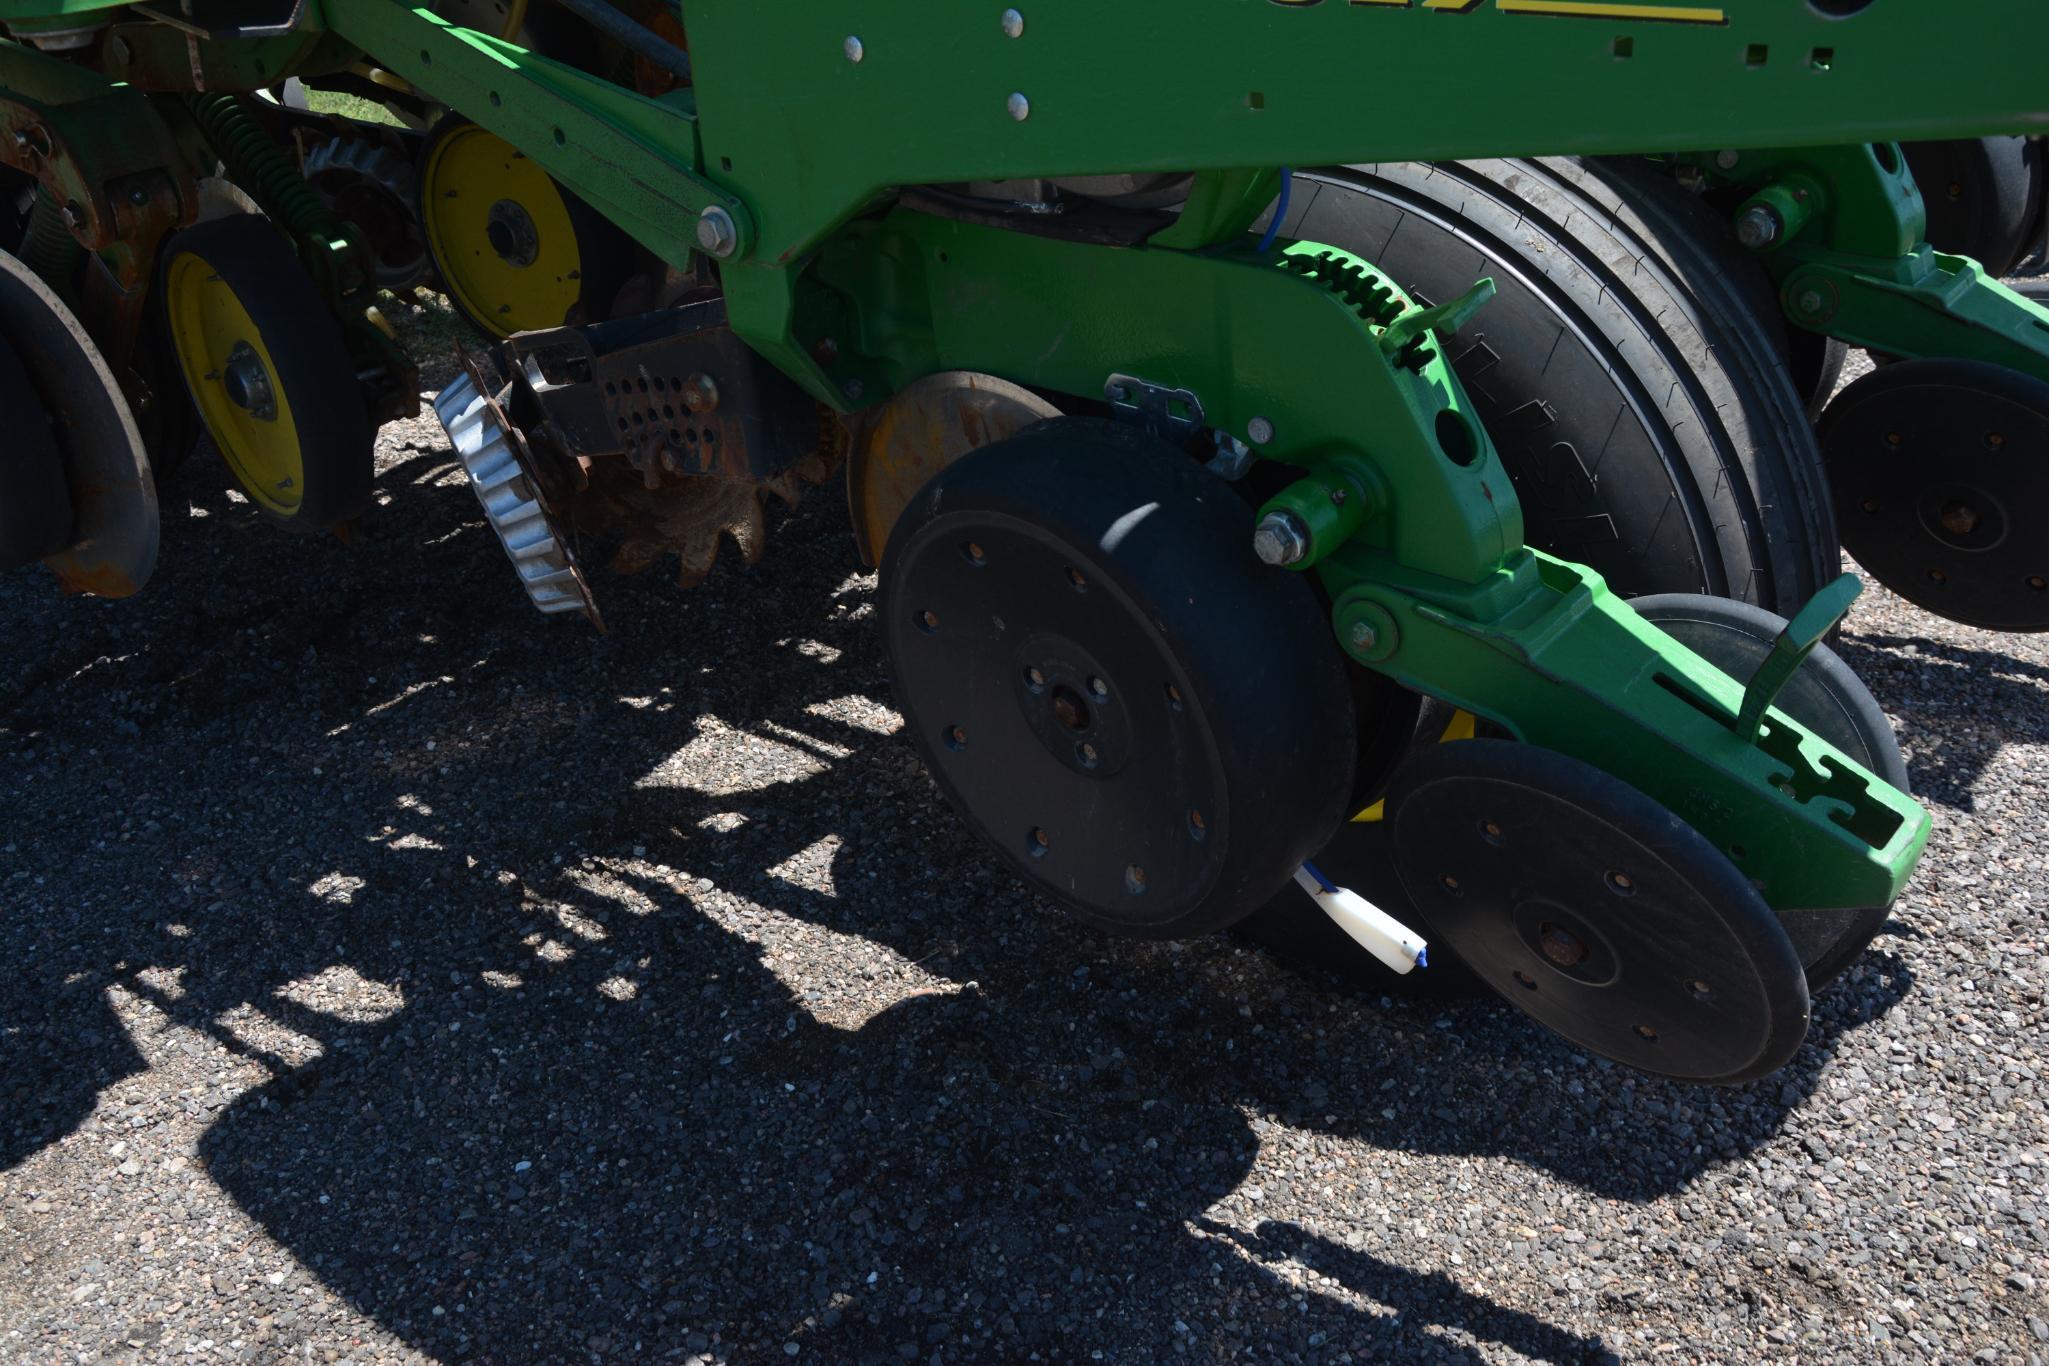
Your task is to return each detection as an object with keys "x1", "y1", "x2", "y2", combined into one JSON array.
[{"x1": 158, "y1": 214, "x2": 372, "y2": 532}]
